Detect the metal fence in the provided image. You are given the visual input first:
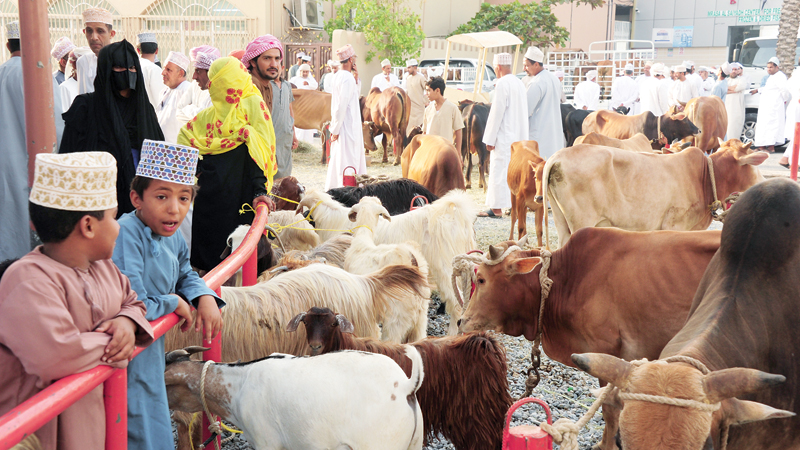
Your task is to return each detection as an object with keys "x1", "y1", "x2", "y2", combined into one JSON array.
[{"x1": 0, "y1": 12, "x2": 257, "y2": 68}]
